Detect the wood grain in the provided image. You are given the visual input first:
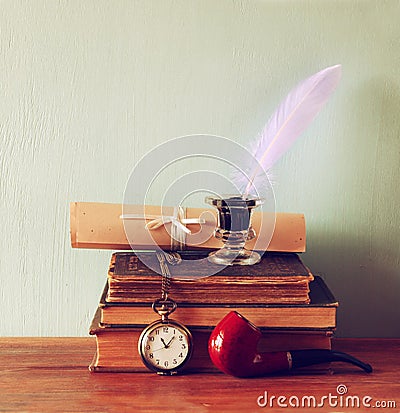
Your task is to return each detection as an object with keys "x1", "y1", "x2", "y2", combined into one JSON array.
[{"x1": 0, "y1": 338, "x2": 399, "y2": 412}]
